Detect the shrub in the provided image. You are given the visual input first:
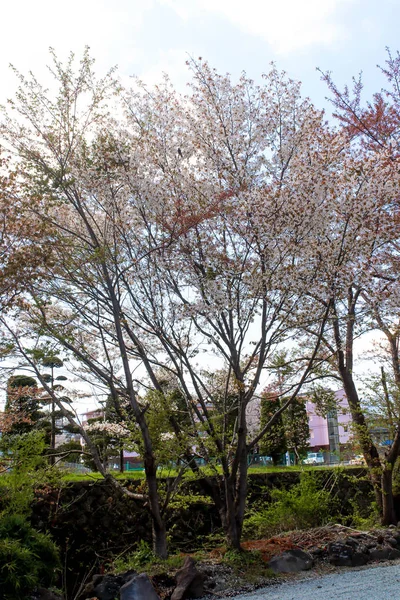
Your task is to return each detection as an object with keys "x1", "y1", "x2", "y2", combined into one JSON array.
[
  {"x1": 0, "y1": 514, "x2": 60, "y2": 599},
  {"x1": 243, "y1": 473, "x2": 335, "y2": 539}
]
